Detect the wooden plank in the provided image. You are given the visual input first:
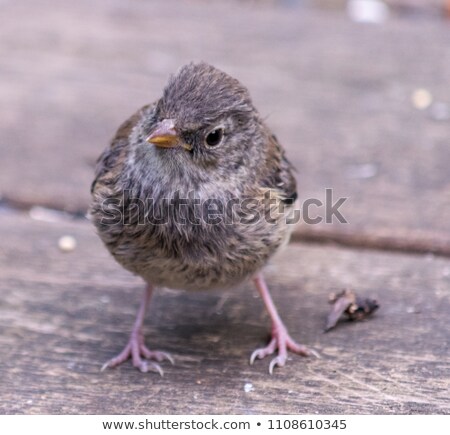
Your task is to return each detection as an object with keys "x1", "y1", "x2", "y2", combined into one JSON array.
[
  {"x1": 0, "y1": 212, "x2": 449, "y2": 414},
  {"x1": 0, "y1": 0, "x2": 450, "y2": 252}
]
